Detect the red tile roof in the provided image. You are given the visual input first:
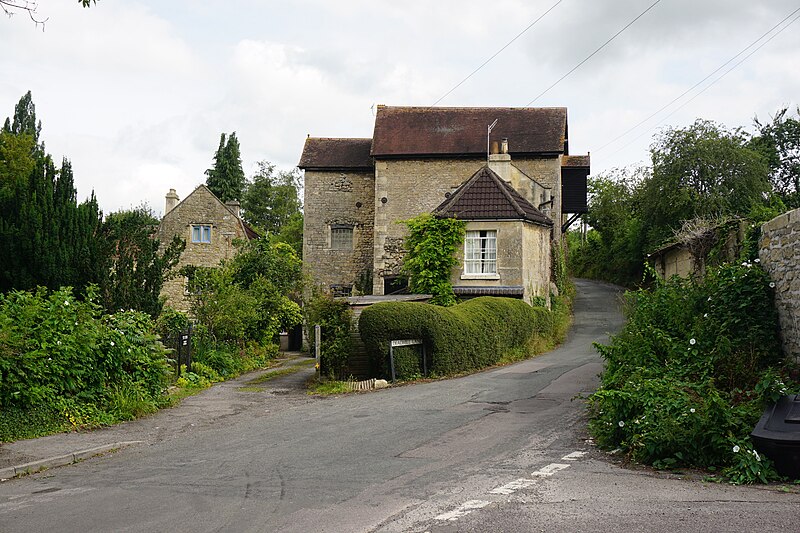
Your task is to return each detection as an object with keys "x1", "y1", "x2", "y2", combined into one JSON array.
[
  {"x1": 371, "y1": 106, "x2": 567, "y2": 157},
  {"x1": 298, "y1": 137, "x2": 374, "y2": 169},
  {"x1": 433, "y1": 166, "x2": 553, "y2": 226}
]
